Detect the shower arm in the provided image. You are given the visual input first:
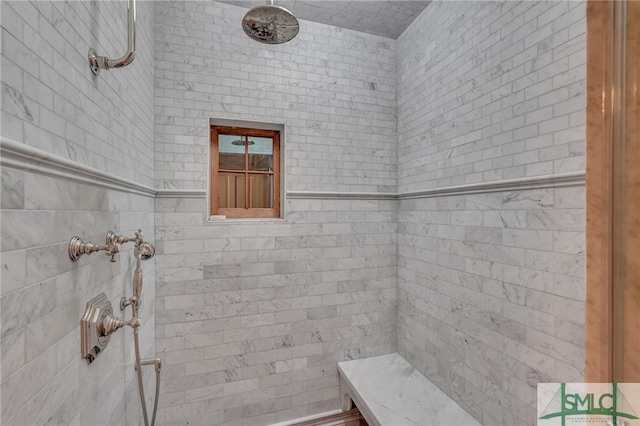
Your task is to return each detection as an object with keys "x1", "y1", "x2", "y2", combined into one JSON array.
[{"x1": 88, "y1": 0, "x2": 136, "y2": 76}]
